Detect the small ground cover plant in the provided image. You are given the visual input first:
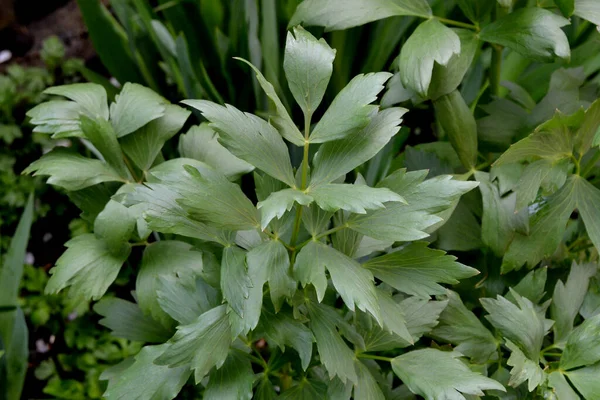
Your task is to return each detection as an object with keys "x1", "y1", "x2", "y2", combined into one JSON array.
[{"x1": 20, "y1": 0, "x2": 600, "y2": 399}]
